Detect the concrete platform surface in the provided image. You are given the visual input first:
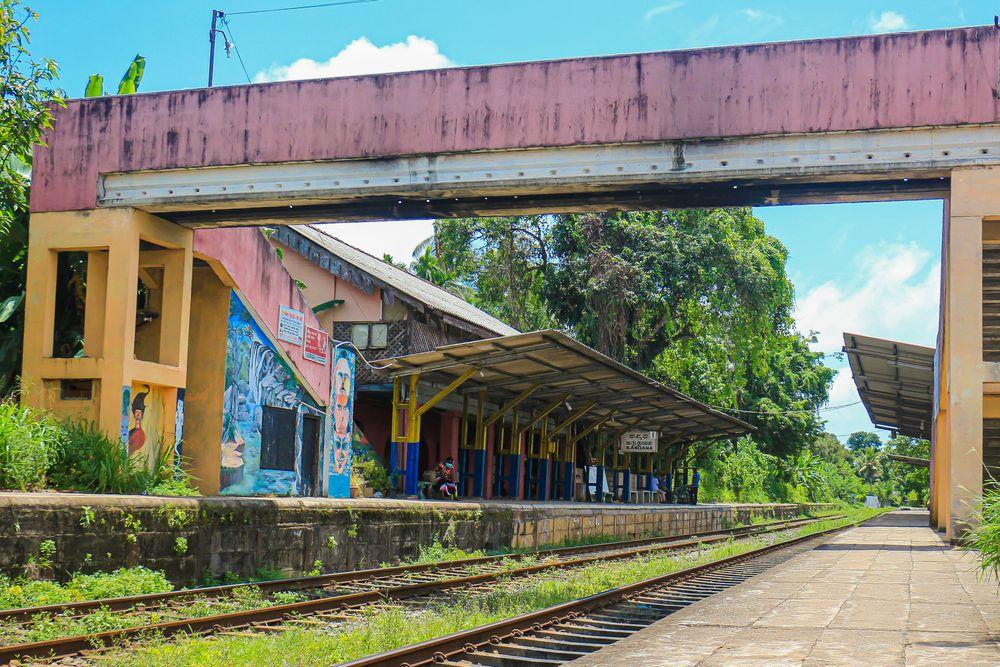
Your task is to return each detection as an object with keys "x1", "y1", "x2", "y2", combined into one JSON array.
[{"x1": 570, "y1": 511, "x2": 1000, "y2": 666}]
